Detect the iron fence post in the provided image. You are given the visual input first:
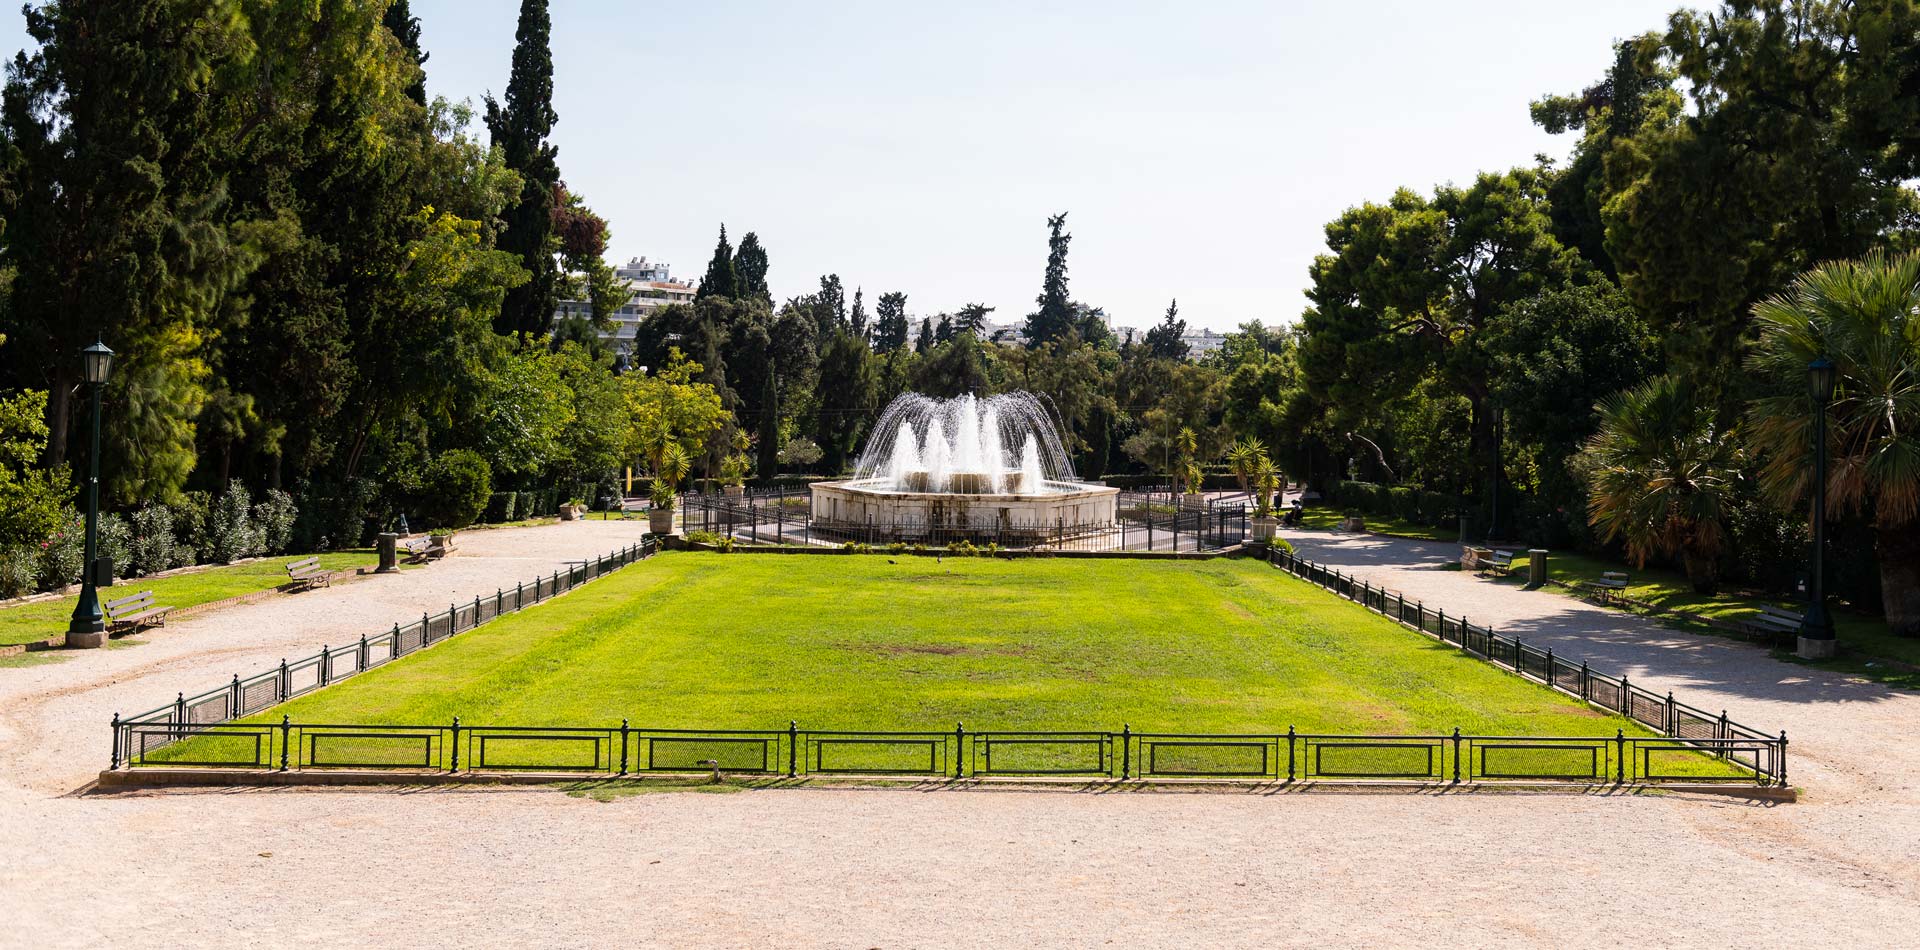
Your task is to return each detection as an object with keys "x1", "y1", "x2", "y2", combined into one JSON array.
[
  {"x1": 391, "y1": 623, "x2": 400, "y2": 659},
  {"x1": 1778, "y1": 732, "x2": 1788, "y2": 786},
  {"x1": 1666, "y1": 691, "x2": 1676, "y2": 737},
  {"x1": 516, "y1": 581, "x2": 523, "y2": 610},
  {"x1": 1120, "y1": 724, "x2": 1131, "y2": 779},
  {"x1": 319, "y1": 646, "x2": 330, "y2": 686},
  {"x1": 1615, "y1": 729, "x2": 1626, "y2": 783},
  {"x1": 230, "y1": 674, "x2": 241, "y2": 716},
  {"x1": 619, "y1": 719, "x2": 629, "y2": 775},
  {"x1": 278, "y1": 659, "x2": 289, "y2": 701},
  {"x1": 788, "y1": 720, "x2": 798, "y2": 777},
  {"x1": 279, "y1": 715, "x2": 291, "y2": 771},
  {"x1": 1286, "y1": 725, "x2": 1296, "y2": 781},
  {"x1": 1580, "y1": 662, "x2": 1590, "y2": 702},
  {"x1": 1451, "y1": 727, "x2": 1462, "y2": 783},
  {"x1": 1718, "y1": 710, "x2": 1730, "y2": 760},
  {"x1": 954, "y1": 722, "x2": 965, "y2": 779},
  {"x1": 110, "y1": 713, "x2": 121, "y2": 770},
  {"x1": 449, "y1": 717, "x2": 460, "y2": 772},
  {"x1": 358, "y1": 634, "x2": 368, "y2": 672}
]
